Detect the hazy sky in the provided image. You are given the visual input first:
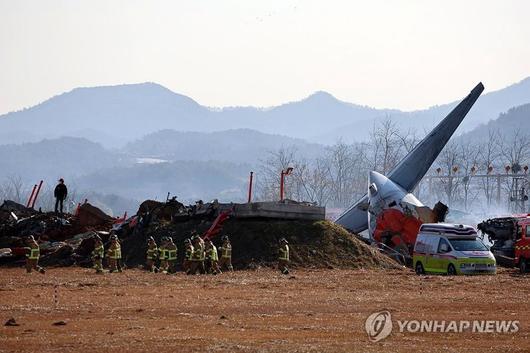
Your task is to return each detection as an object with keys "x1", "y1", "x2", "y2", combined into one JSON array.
[{"x1": 1, "y1": 0, "x2": 529, "y2": 114}]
